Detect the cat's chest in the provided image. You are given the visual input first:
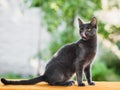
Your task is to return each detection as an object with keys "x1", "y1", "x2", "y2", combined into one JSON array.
[
  {"x1": 86, "y1": 50, "x2": 96, "y2": 60},
  {"x1": 86, "y1": 48, "x2": 96, "y2": 63},
  {"x1": 77, "y1": 45, "x2": 96, "y2": 61}
]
